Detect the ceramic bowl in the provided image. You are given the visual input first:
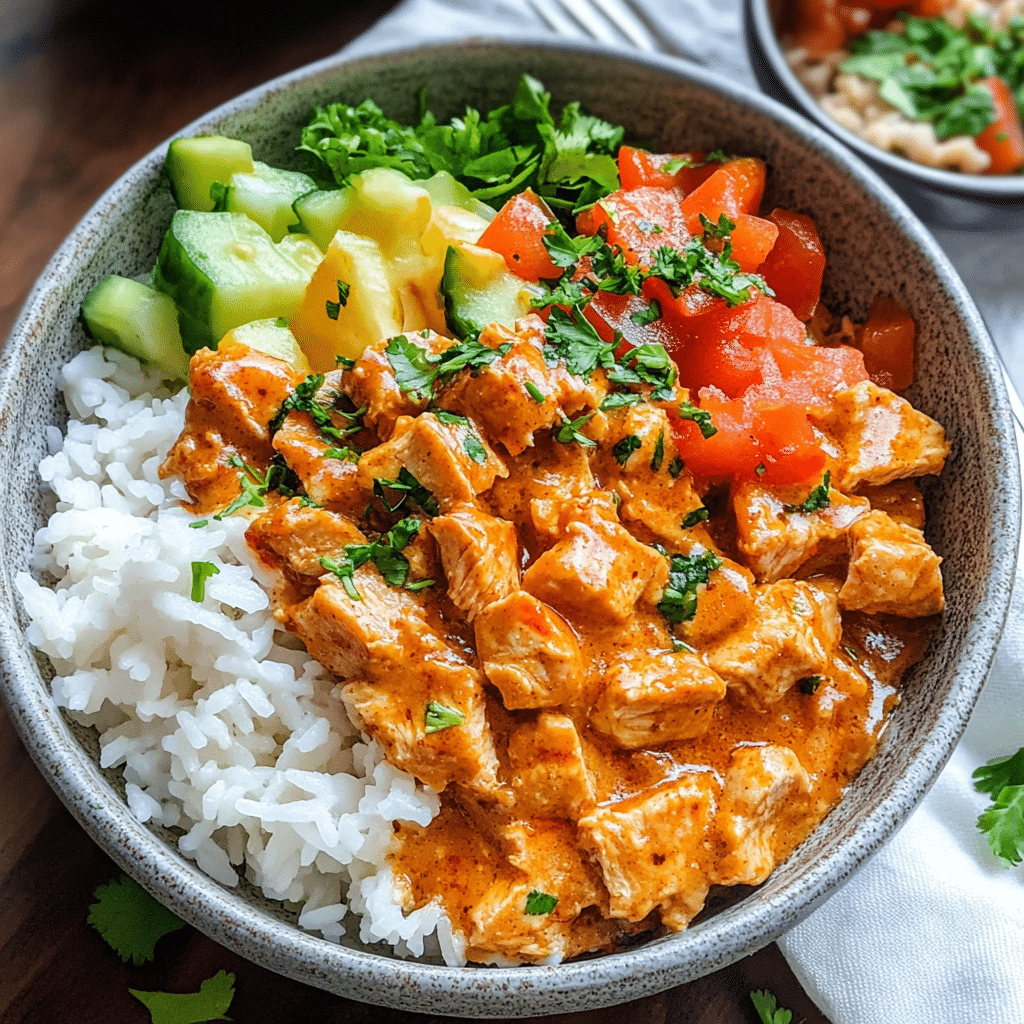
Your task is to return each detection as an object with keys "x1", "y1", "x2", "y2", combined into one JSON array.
[
  {"x1": 0, "y1": 36, "x2": 1019, "y2": 1018},
  {"x1": 744, "y1": 0, "x2": 1024, "y2": 230}
]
